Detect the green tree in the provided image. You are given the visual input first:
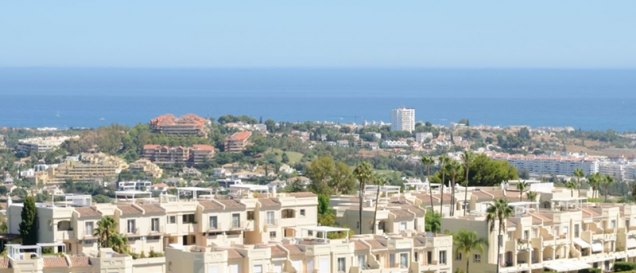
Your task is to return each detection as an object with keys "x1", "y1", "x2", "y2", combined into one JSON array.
[
  {"x1": 421, "y1": 156, "x2": 436, "y2": 211},
  {"x1": 19, "y1": 196, "x2": 38, "y2": 245},
  {"x1": 603, "y1": 175, "x2": 614, "y2": 202},
  {"x1": 95, "y1": 216, "x2": 117, "y2": 249},
  {"x1": 353, "y1": 161, "x2": 373, "y2": 235},
  {"x1": 516, "y1": 181, "x2": 528, "y2": 201},
  {"x1": 565, "y1": 179, "x2": 577, "y2": 197},
  {"x1": 468, "y1": 154, "x2": 518, "y2": 186},
  {"x1": 454, "y1": 230, "x2": 488, "y2": 273},
  {"x1": 425, "y1": 211, "x2": 441, "y2": 233},
  {"x1": 526, "y1": 191, "x2": 538, "y2": 202},
  {"x1": 587, "y1": 173, "x2": 603, "y2": 198},
  {"x1": 573, "y1": 168, "x2": 585, "y2": 196},
  {"x1": 486, "y1": 199, "x2": 513, "y2": 273},
  {"x1": 306, "y1": 156, "x2": 355, "y2": 195}
]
